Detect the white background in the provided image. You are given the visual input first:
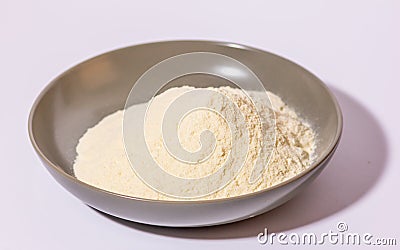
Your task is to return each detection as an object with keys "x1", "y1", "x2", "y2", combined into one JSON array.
[{"x1": 1, "y1": 0, "x2": 399, "y2": 249}]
